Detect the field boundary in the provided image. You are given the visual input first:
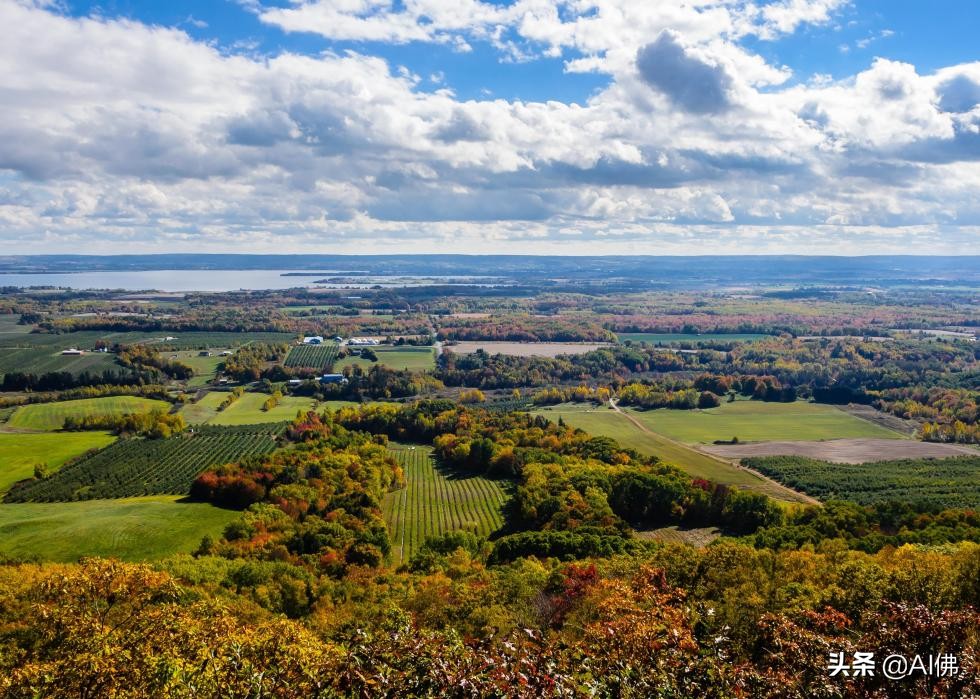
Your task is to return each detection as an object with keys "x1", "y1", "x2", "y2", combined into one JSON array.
[{"x1": 609, "y1": 400, "x2": 819, "y2": 505}]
